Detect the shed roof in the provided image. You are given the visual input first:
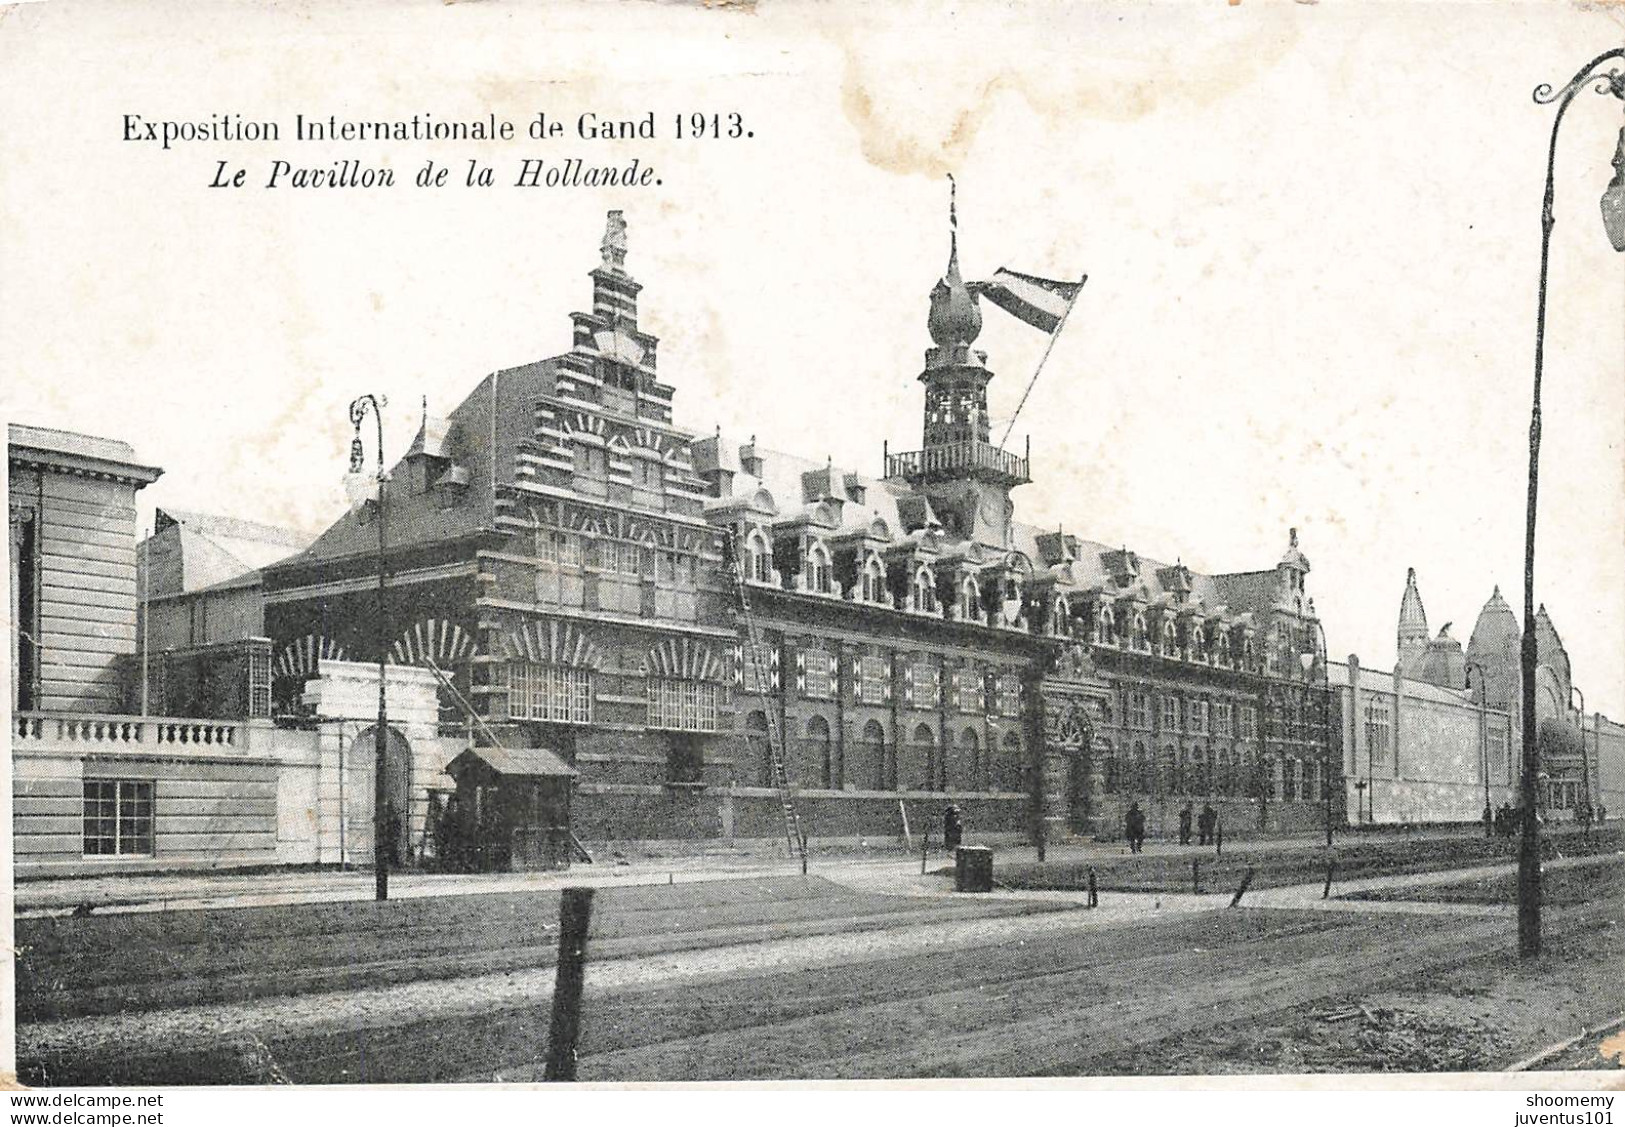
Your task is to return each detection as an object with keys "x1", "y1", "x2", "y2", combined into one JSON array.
[{"x1": 448, "y1": 745, "x2": 577, "y2": 778}]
